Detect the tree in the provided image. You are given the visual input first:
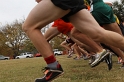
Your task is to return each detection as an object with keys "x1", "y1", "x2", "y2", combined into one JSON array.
[
  {"x1": 112, "y1": 0, "x2": 124, "y2": 21},
  {"x1": 22, "y1": 38, "x2": 38, "y2": 54},
  {"x1": 0, "y1": 20, "x2": 28, "y2": 57},
  {"x1": 0, "y1": 32, "x2": 11, "y2": 56},
  {"x1": 0, "y1": 19, "x2": 64, "y2": 57}
]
